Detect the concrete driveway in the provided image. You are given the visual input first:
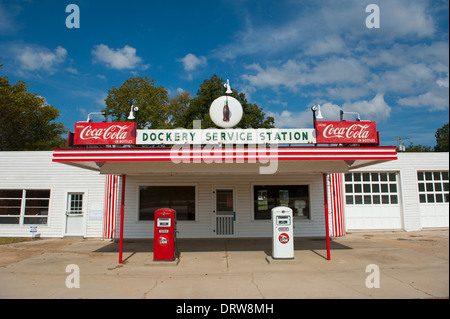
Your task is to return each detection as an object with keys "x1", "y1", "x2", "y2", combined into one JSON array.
[{"x1": 0, "y1": 229, "x2": 448, "y2": 299}]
